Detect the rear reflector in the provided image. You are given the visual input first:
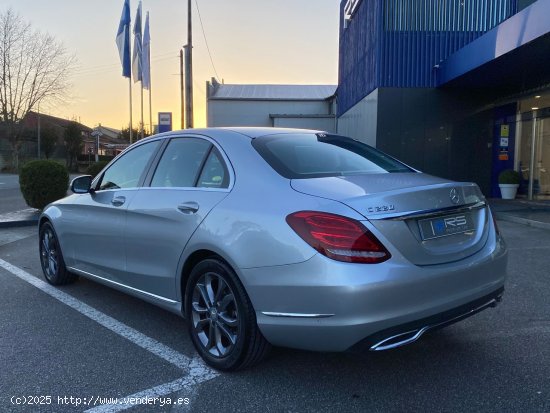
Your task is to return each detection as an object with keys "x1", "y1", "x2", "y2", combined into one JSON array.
[{"x1": 286, "y1": 211, "x2": 390, "y2": 264}]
